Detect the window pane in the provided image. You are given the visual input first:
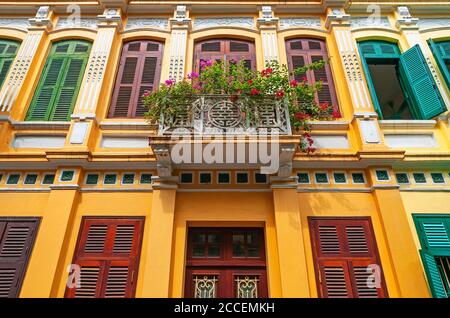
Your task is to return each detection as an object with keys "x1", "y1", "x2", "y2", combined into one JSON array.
[
  {"x1": 207, "y1": 245, "x2": 221, "y2": 257},
  {"x1": 193, "y1": 233, "x2": 206, "y2": 243},
  {"x1": 193, "y1": 245, "x2": 205, "y2": 257}
]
